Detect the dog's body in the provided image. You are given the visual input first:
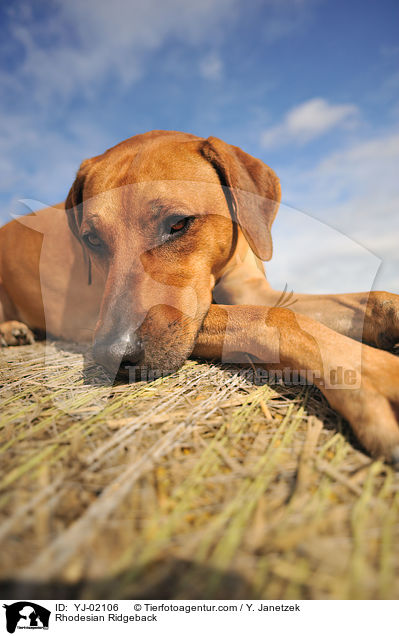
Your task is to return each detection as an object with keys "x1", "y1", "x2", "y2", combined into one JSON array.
[{"x1": 1, "y1": 130, "x2": 399, "y2": 462}]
